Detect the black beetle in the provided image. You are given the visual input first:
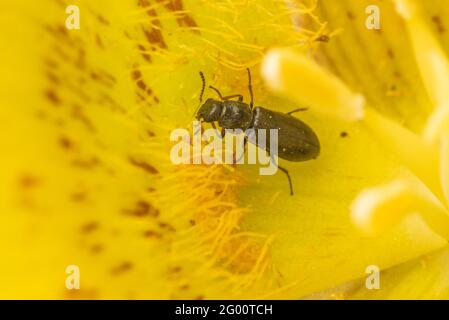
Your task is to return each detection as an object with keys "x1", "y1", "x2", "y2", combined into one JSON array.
[{"x1": 195, "y1": 68, "x2": 320, "y2": 195}]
